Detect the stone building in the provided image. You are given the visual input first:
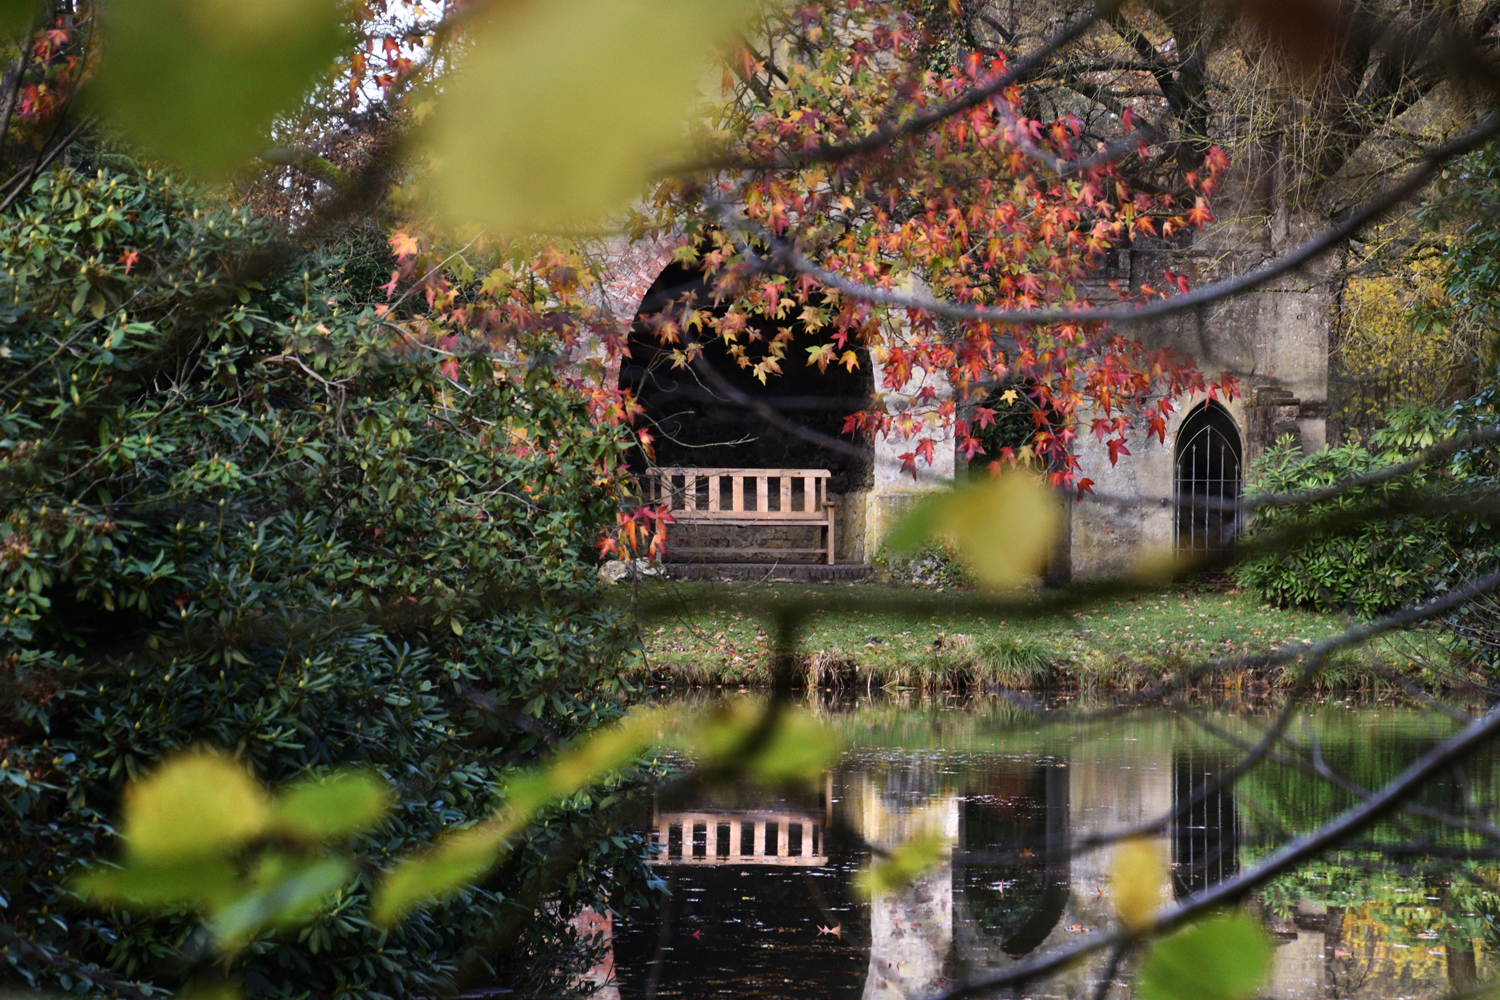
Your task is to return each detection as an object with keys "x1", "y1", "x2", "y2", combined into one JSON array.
[{"x1": 596, "y1": 161, "x2": 1336, "y2": 580}]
